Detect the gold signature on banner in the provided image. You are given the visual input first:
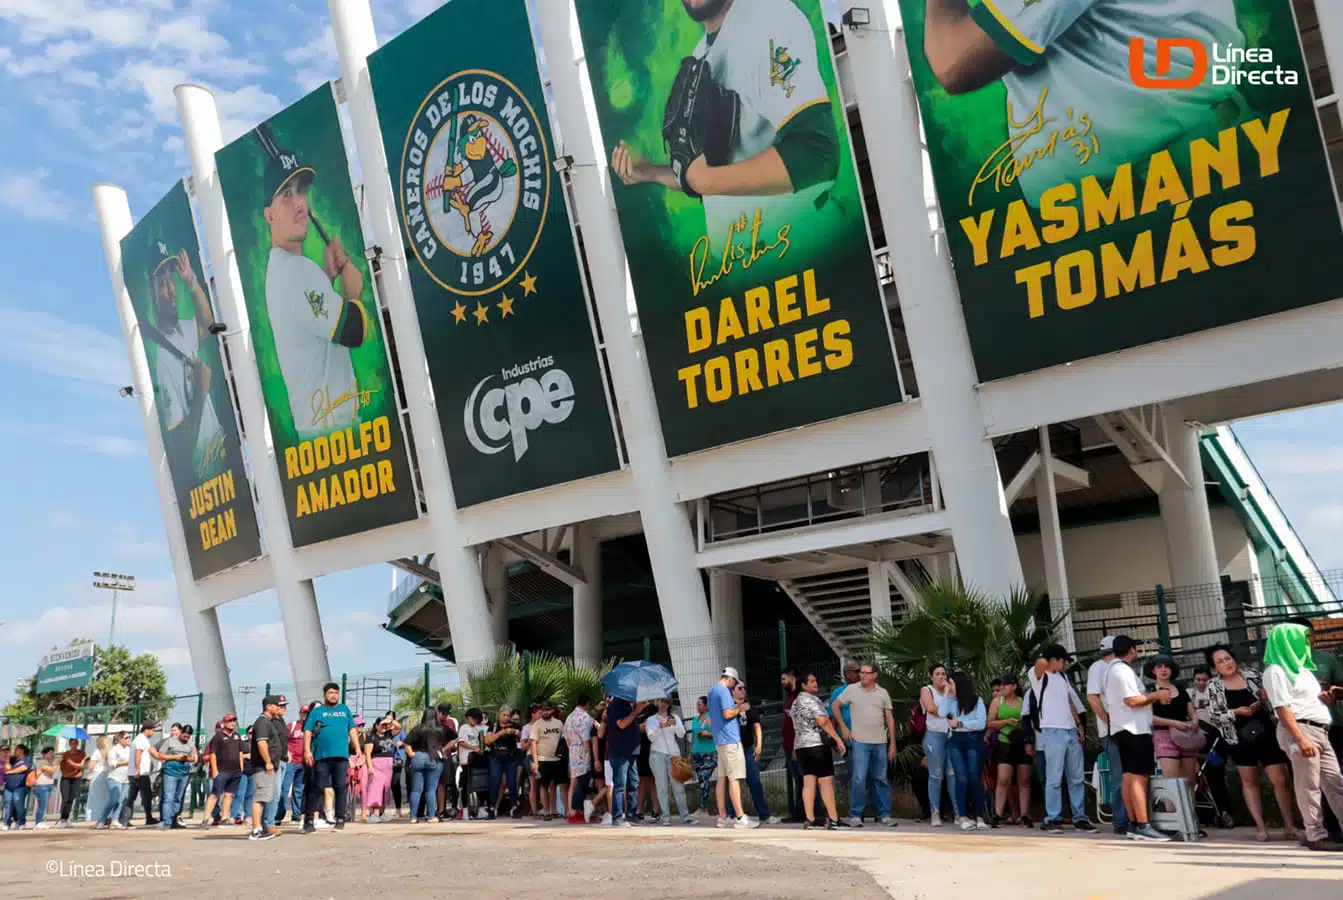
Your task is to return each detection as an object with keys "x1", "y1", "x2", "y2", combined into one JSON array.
[
  {"x1": 310, "y1": 383, "x2": 381, "y2": 431},
  {"x1": 689, "y1": 209, "x2": 792, "y2": 297},
  {"x1": 969, "y1": 87, "x2": 1101, "y2": 207}
]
